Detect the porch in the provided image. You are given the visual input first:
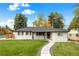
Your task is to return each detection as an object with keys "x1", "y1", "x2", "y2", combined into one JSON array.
[{"x1": 32, "y1": 32, "x2": 51, "y2": 40}]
